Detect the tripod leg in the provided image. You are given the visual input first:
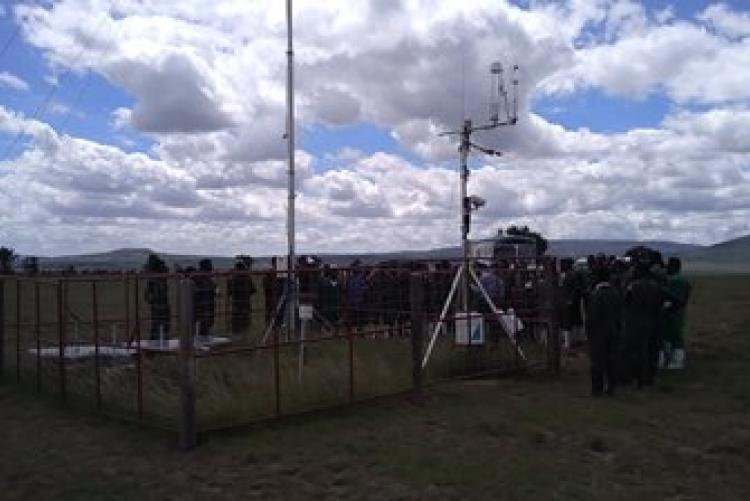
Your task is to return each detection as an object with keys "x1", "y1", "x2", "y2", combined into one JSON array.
[
  {"x1": 468, "y1": 267, "x2": 526, "y2": 362},
  {"x1": 261, "y1": 291, "x2": 288, "y2": 345},
  {"x1": 421, "y1": 265, "x2": 462, "y2": 370},
  {"x1": 313, "y1": 308, "x2": 333, "y2": 334}
]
